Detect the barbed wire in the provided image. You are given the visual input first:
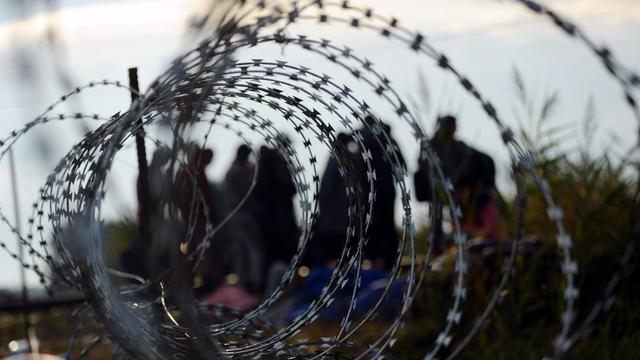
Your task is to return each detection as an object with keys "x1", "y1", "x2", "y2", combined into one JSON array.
[{"x1": 0, "y1": 0, "x2": 637, "y2": 359}]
